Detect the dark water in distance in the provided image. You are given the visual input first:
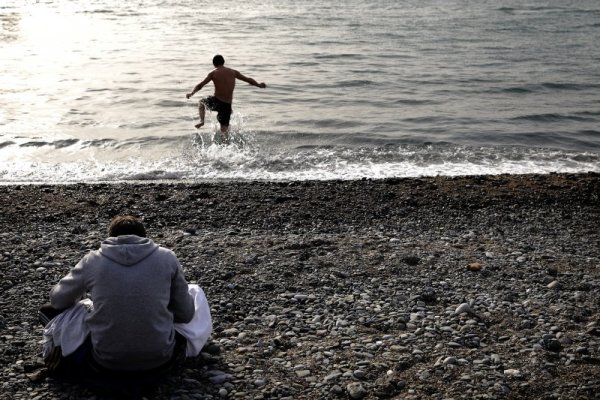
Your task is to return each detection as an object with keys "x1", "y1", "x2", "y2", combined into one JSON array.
[{"x1": 1, "y1": 0, "x2": 599, "y2": 182}]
